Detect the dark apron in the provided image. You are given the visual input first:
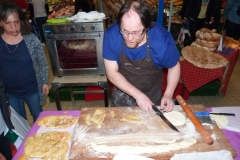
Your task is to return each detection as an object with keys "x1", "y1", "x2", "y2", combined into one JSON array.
[{"x1": 111, "y1": 33, "x2": 163, "y2": 106}]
